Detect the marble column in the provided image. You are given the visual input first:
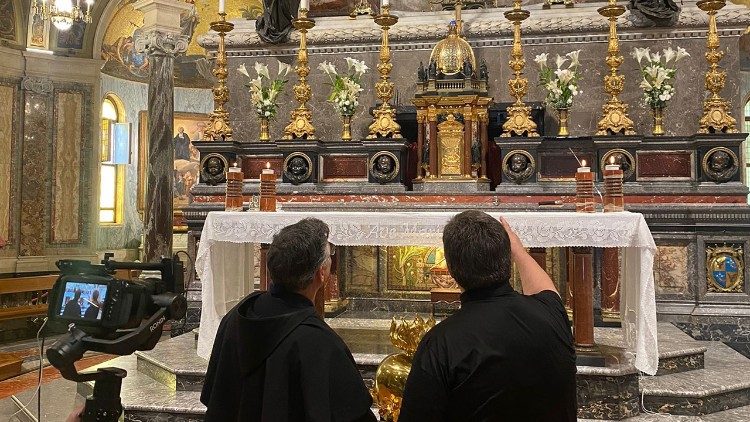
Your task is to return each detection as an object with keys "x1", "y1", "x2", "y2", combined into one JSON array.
[
  {"x1": 133, "y1": 0, "x2": 190, "y2": 262},
  {"x1": 462, "y1": 107, "x2": 472, "y2": 176},
  {"x1": 479, "y1": 112, "x2": 489, "y2": 179},
  {"x1": 571, "y1": 247, "x2": 595, "y2": 349},
  {"x1": 600, "y1": 248, "x2": 621, "y2": 322},
  {"x1": 416, "y1": 111, "x2": 425, "y2": 179},
  {"x1": 428, "y1": 106, "x2": 438, "y2": 177}
]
